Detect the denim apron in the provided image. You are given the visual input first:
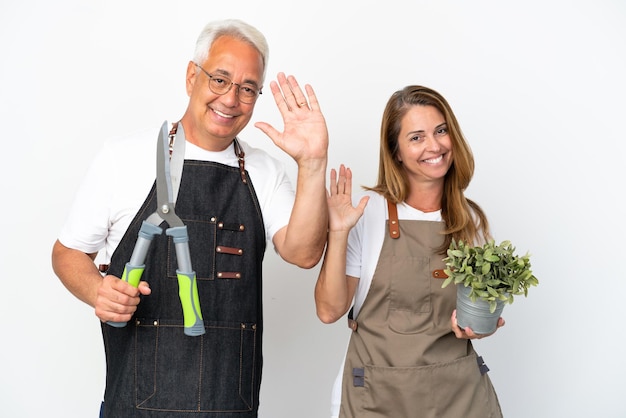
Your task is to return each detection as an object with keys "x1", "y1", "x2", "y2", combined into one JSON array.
[
  {"x1": 100, "y1": 132, "x2": 266, "y2": 417},
  {"x1": 339, "y1": 201, "x2": 502, "y2": 418}
]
